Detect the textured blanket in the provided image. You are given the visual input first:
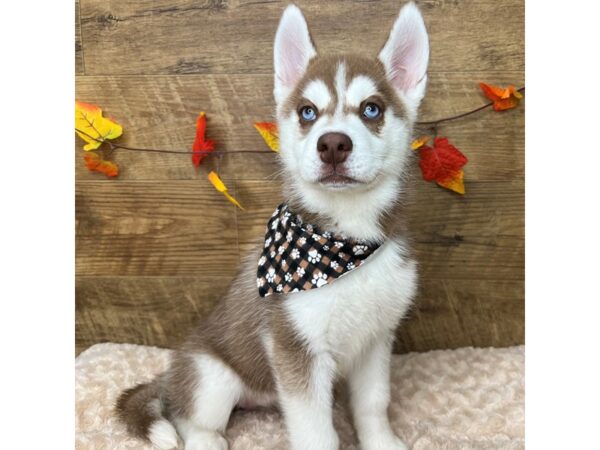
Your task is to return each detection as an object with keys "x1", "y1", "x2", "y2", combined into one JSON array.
[{"x1": 76, "y1": 343, "x2": 524, "y2": 449}]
